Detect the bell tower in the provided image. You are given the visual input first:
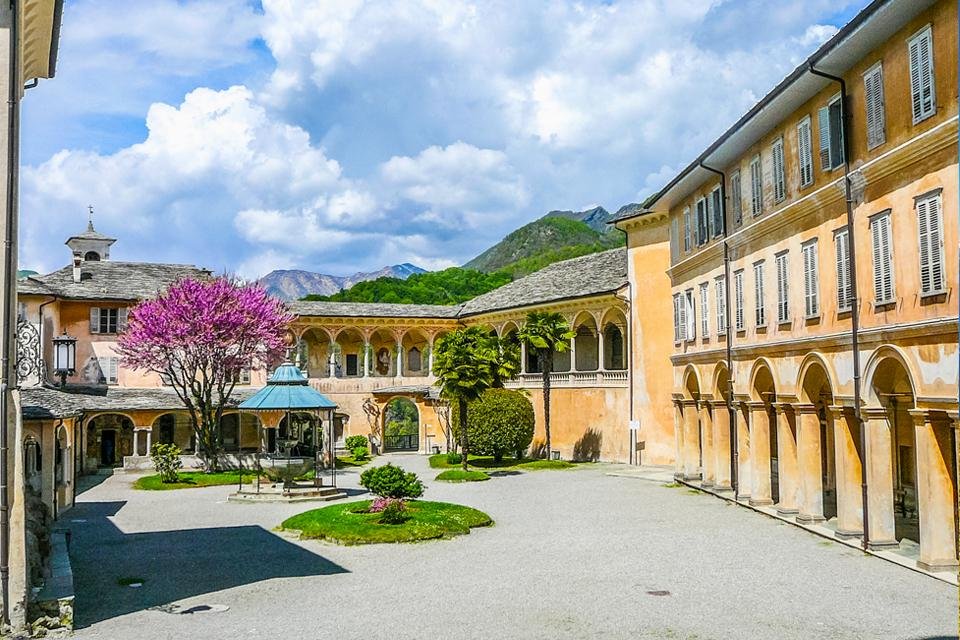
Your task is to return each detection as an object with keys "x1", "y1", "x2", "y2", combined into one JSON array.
[{"x1": 65, "y1": 206, "x2": 116, "y2": 262}]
